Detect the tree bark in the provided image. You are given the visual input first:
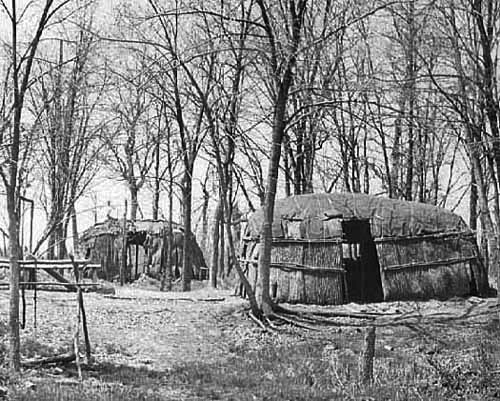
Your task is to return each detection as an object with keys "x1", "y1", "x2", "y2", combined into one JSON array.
[
  {"x1": 7, "y1": 194, "x2": 20, "y2": 371},
  {"x1": 129, "y1": 184, "x2": 139, "y2": 222},
  {"x1": 201, "y1": 180, "x2": 210, "y2": 261},
  {"x1": 210, "y1": 200, "x2": 222, "y2": 288},
  {"x1": 121, "y1": 201, "x2": 127, "y2": 286},
  {"x1": 181, "y1": 170, "x2": 193, "y2": 291},
  {"x1": 5, "y1": 0, "x2": 58, "y2": 370},
  {"x1": 255, "y1": 0, "x2": 307, "y2": 315},
  {"x1": 71, "y1": 204, "x2": 79, "y2": 257},
  {"x1": 404, "y1": 0, "x2": 416, "y2": 201},
  {"x1": 152, "y1": 132, "x2": 161, "y2": 220},
  {"x1": 470, "y1": 171, "x2": 478, "y2": 231}
]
